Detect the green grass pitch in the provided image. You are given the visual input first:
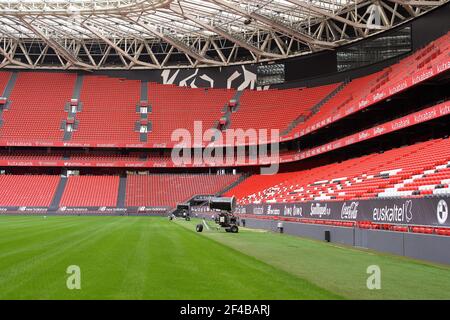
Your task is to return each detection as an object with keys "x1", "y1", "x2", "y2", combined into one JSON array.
[{"x1": 0, "y1": 215, "x2": 449, "y2": 300}]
